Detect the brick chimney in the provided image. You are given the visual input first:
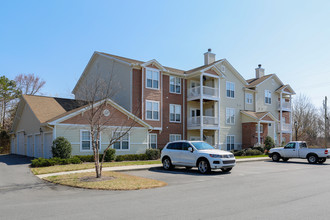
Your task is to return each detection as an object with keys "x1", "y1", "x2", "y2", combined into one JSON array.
[
  {"x1": 204, "y1": 48, "x2": 215, "y2": 65},
  {"x1": 255, "y1": 64, "x2": 265, "y2": 78}
]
